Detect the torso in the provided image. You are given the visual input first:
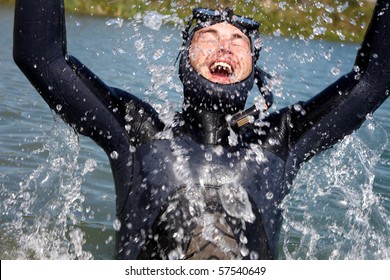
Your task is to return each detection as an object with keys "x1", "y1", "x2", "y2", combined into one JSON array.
[{"x1": 116, "y1": 129, "x2": 290, "y2": 259}]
